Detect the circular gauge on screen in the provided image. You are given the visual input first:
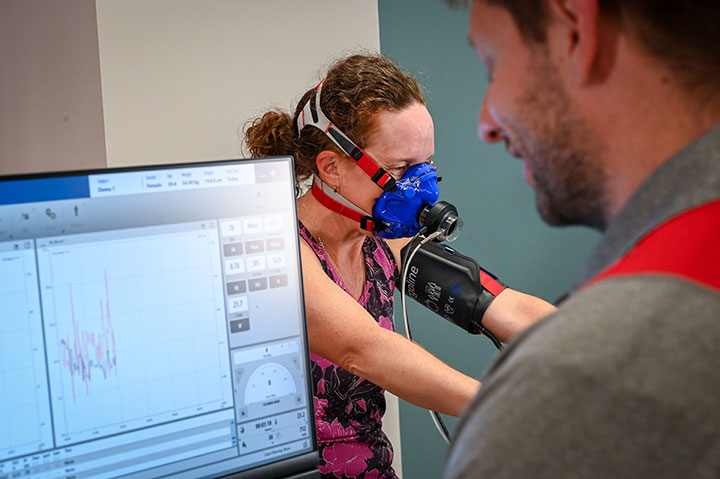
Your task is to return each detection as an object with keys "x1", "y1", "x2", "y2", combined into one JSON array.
[{"x1": 244, "y1": 362, "x2": 297, "y2": 403}]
